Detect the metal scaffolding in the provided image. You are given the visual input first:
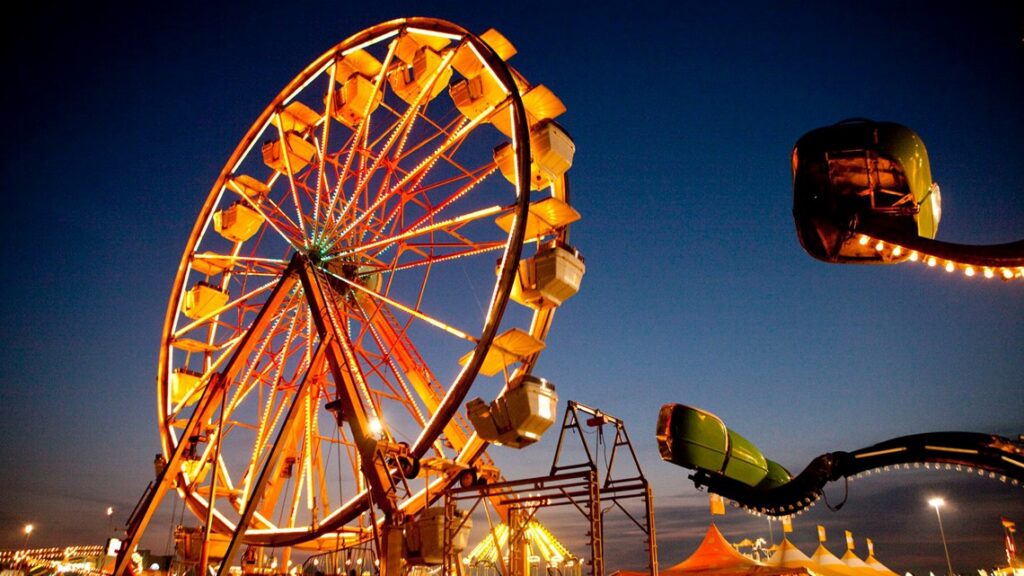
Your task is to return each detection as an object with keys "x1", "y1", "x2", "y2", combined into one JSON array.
[{"x1": 445, "y1": 400, "x2": 658, "y2": 576}]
